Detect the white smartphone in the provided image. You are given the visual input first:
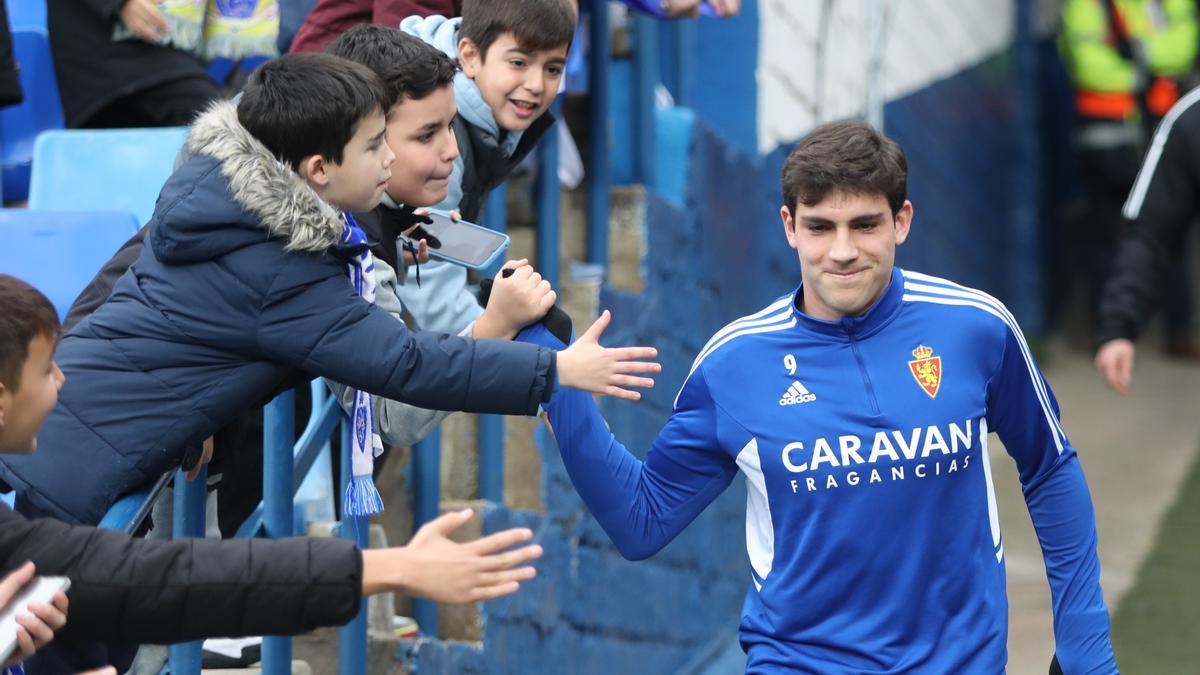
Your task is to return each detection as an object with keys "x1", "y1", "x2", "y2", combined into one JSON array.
[
  {"x1": 402, "y1": 211, "x2": 510, "y2": 271},
  {"x1": 0, "y1": 575, "x2": 70, "y2": 664}
]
